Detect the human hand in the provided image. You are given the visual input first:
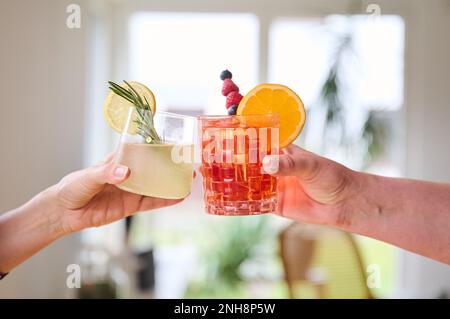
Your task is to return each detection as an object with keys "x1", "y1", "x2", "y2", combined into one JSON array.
[
  {"x1": 0, "y1": 154, "x2": 186, "y2": 273},
  {"x1": 263, "y1": 145, "x2": 359, "y2": 227},
  {"x1": 263, "y1": 145, "x2": 450, "y2": 264},
  {"x1": 49, "y1": 154, "x2": 184, "y2": 235}
]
